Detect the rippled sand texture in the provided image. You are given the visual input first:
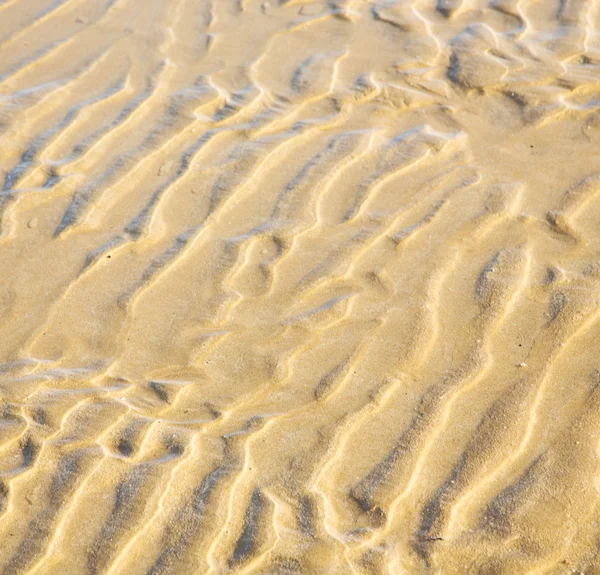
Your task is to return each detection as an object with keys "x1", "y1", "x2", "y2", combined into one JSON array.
[{"x1": 1, "y1": 0, "x2": 600, "y2": 573}]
